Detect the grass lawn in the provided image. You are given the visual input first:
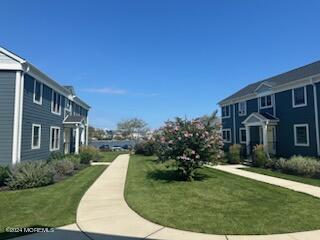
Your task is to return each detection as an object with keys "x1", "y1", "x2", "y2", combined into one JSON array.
[
  {"x1": 0, "y1": 165, "x2": 107, "y2": 239},
  {"x1": 125, "y1": 155, "x2": 320, "y2": 235},
  {"x1": 242, "y1": 167, "x2": 320, "y2": 187},
  {"x1": 99, "y1": 151, "x2": 127, "y2": 162}
]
